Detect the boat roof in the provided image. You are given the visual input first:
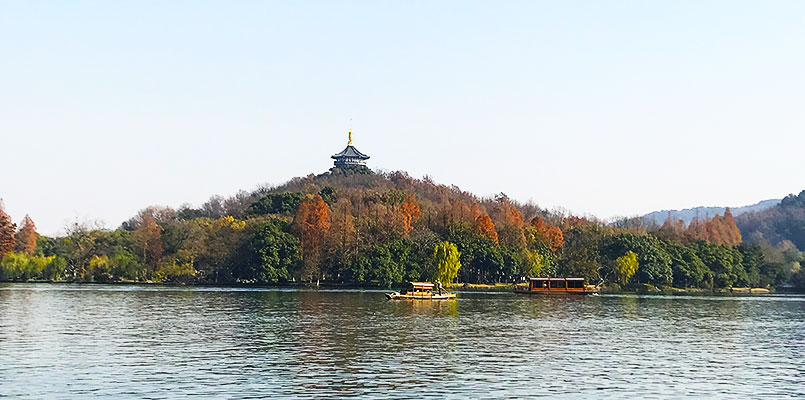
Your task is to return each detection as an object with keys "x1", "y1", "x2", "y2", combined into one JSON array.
[
  {"x1": 409, "y1": 282, "x2": 435, "y2": 288},
  {"x1": 529, "y1": 277, "x2": 585, "y2": 281}
]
